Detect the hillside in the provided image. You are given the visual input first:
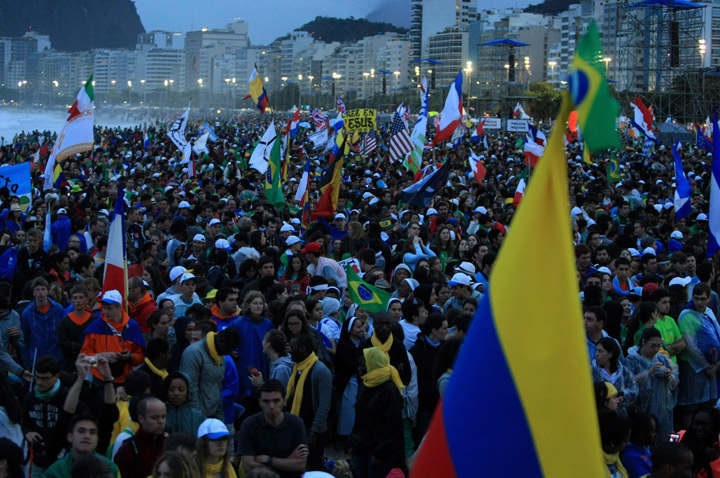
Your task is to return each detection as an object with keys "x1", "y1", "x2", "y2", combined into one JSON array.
[
  {"x1": 0, "y1": 0, "x2": 145, "y2": 51},
  {"x1": 295, "y1": 16, "x2": 408, "y2": 43},
  {"x1": 525, "y1": 0, "x2": 574, "y2": 16}
]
